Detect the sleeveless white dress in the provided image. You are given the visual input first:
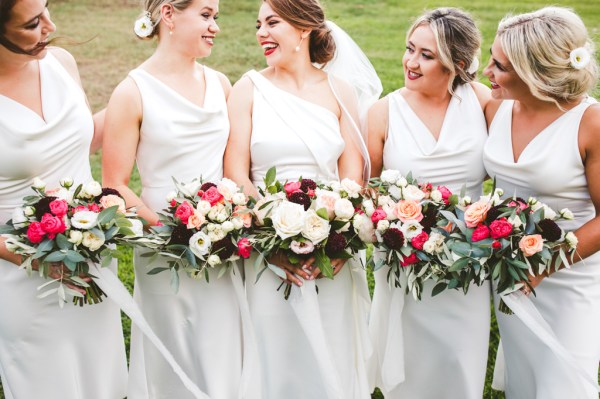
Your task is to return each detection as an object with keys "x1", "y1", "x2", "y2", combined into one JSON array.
[
  {"x1": 245, "y1": 70, "x2": 372, "y2": 399},
  {"x1": 127, "y1": 66, "x2": 255, "y2": 399},
  {"x1": 0, "y1": 53, "x2": 127, "y2": 399},
  {"x1": 370, "y1": 84, "x2": 491, "y2": 398},
  {"x1": 483, "y1": 99, "x2": 600, "y2": 399}
]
